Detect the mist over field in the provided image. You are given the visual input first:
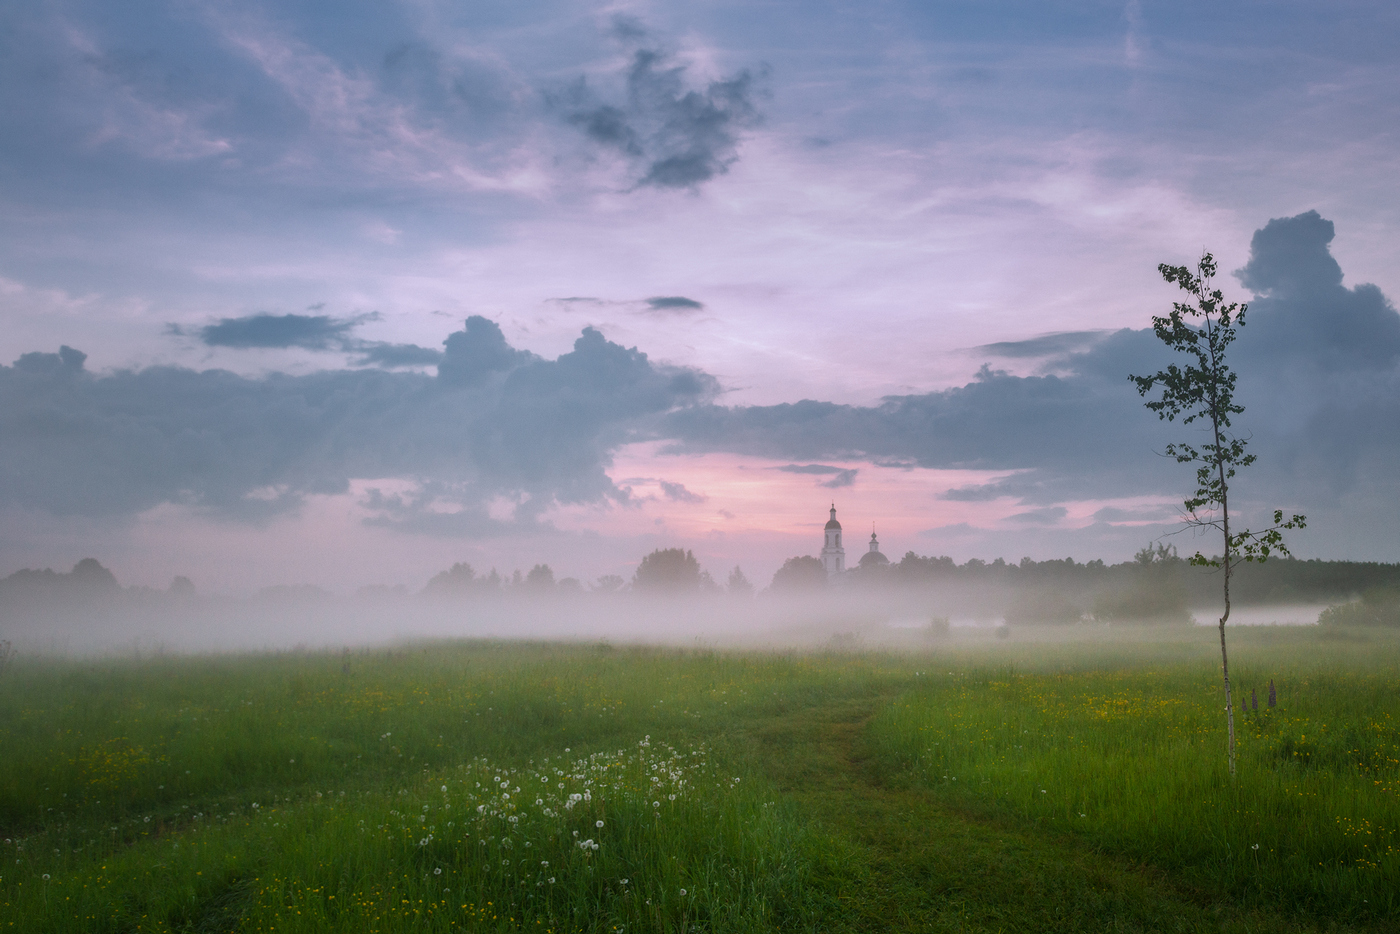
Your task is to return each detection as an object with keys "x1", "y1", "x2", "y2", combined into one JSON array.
[{"x1": 4, "y1": 552, "x2": 1394, "y2": 656}]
